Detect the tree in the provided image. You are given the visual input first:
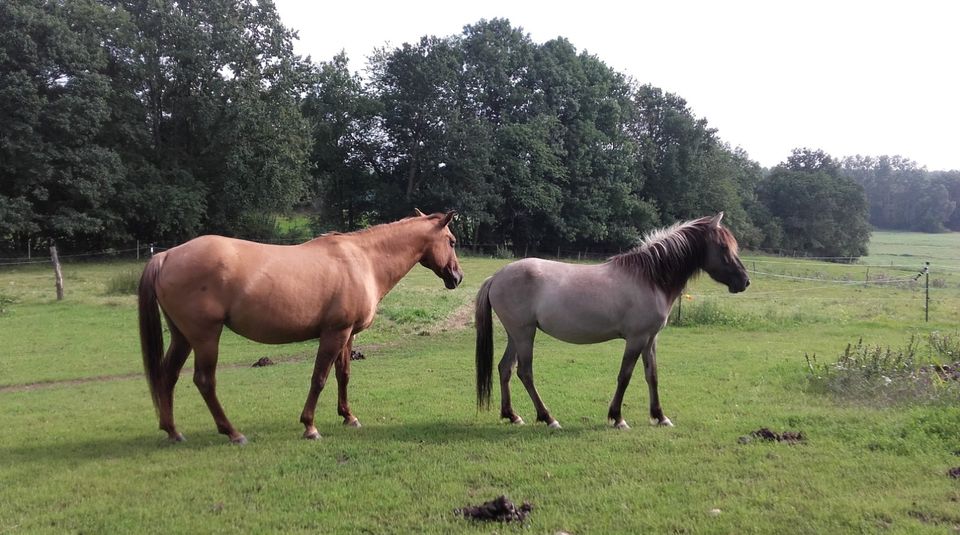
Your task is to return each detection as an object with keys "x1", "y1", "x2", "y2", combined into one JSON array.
[
  {"x1": 759, "y1": 149, "x2": 871, "y2": 258},
  {"x1": 302, "y1": 52, "x2": 383, "y2": 230},
  {"x1": 0, "y1": 0, "x2": 127, "y2": 248},
  {"x1": 842, "y1": 155, "x2": 957, "y2": 232},
  {"x1": 115, "y1": 0, "x2": 312, "y2": 237}
]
